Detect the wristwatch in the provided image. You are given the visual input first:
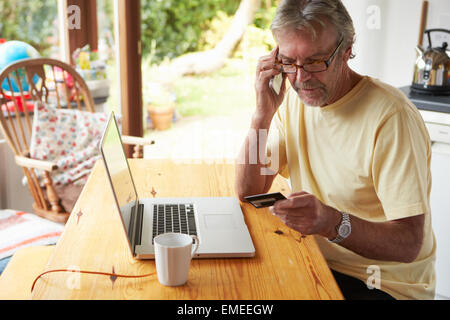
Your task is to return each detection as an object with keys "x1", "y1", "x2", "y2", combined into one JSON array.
[{"x1": 328, "y1": 212, "x2": 351, "y2": 244}]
